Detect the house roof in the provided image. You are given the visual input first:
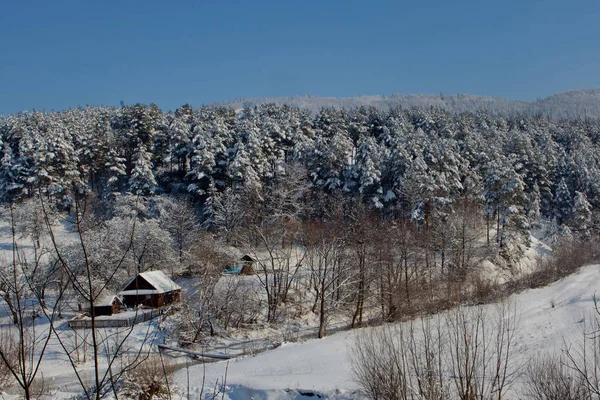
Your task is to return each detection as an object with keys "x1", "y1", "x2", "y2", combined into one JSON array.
[
  {"x1": 95, "y1": 294, "x2": 121, "y2": 307},
  {"x1": 120, "y1": 289, "x2": 162, "y2": 296},
  {"x1": 123, "y1": 270, "x2": 181, "y2": 294}
]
